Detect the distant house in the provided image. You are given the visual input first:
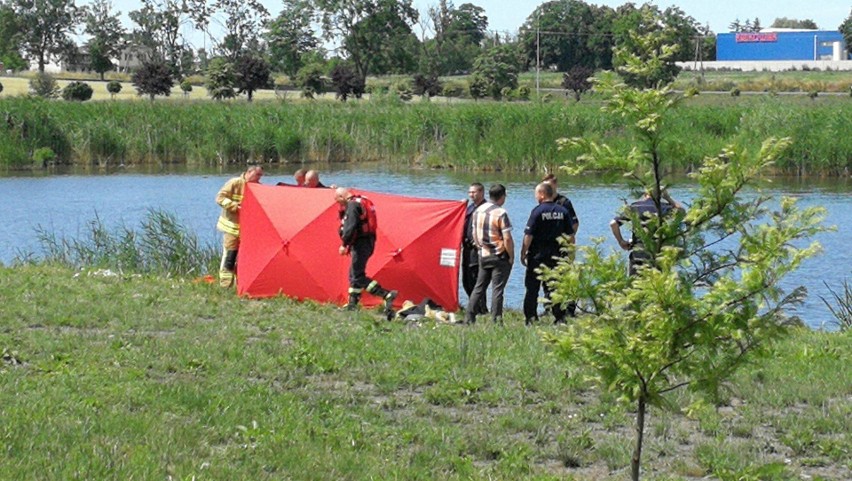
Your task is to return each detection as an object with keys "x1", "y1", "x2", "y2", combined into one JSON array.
[
  {"x1": 717, "y1": 29, "x2": 849, "y2": 61},
  {"x1": 31, "y1": 42, "x2": 153, "y2": 74}
]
